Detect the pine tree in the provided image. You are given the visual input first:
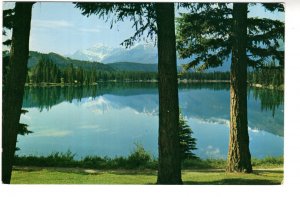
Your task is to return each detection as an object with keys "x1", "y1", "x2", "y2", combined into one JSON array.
[
  {"x1": 15, "y1": 110, "x2": 33, "y2": 151},
  {"x1": 176, "y1": 3, "x2": 284, "y2": 173},
  {"x1": 2, "y1": 2, "x2": 34, "y2": 184},
  {"x1": 179, "y1": 111, "x2": 198, "y2": 160},
  {"x1": 75, "y1": 2, "x2": 182, "y2": 184},
  {"x1": 227, "y1": 3, "x2": 252, "y2": 173}
]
